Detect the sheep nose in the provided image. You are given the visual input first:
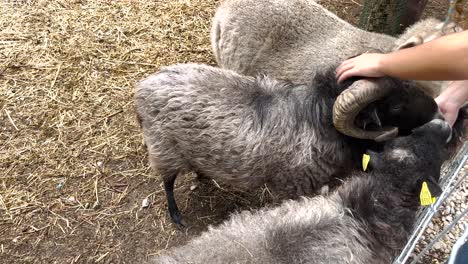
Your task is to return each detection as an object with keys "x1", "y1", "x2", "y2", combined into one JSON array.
[
  {"x1": 428, "y1": 119, "x2": 452, "y2": 143},
  {"x1": 431, "y1": 112, "x2": 453, "y2": 142}
]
